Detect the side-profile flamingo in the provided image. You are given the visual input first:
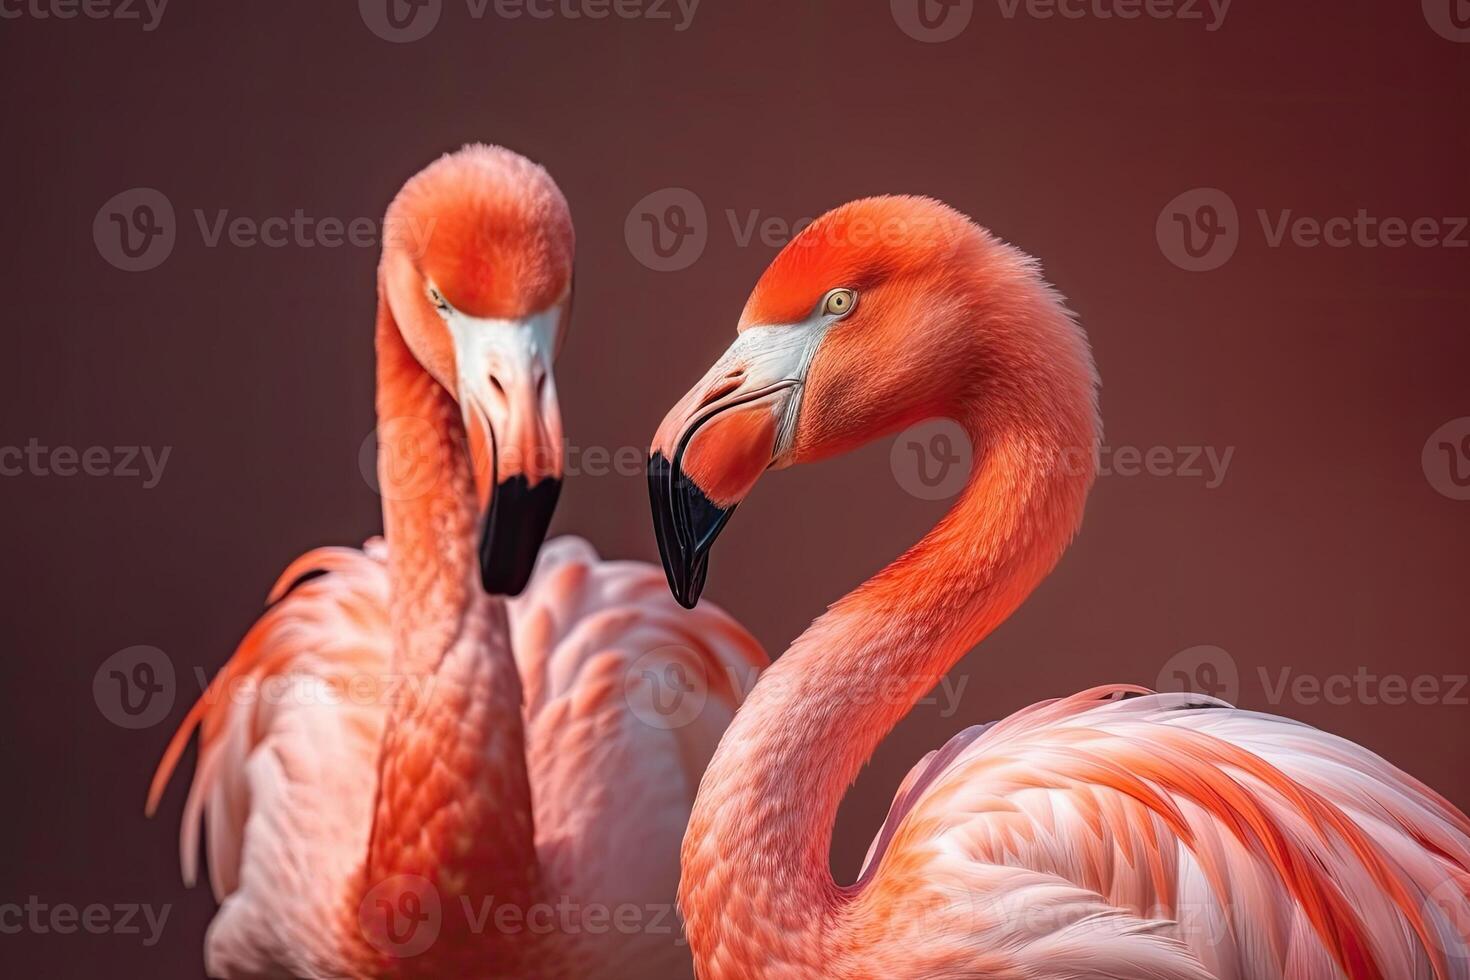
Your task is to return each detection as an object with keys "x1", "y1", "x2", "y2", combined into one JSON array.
[
  {"x1": 648, "y1": 196, "x2": 1470, "y2": 978},
  {"x1": 147, "y1": 144, "x2": 765, "y2": 978}
]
